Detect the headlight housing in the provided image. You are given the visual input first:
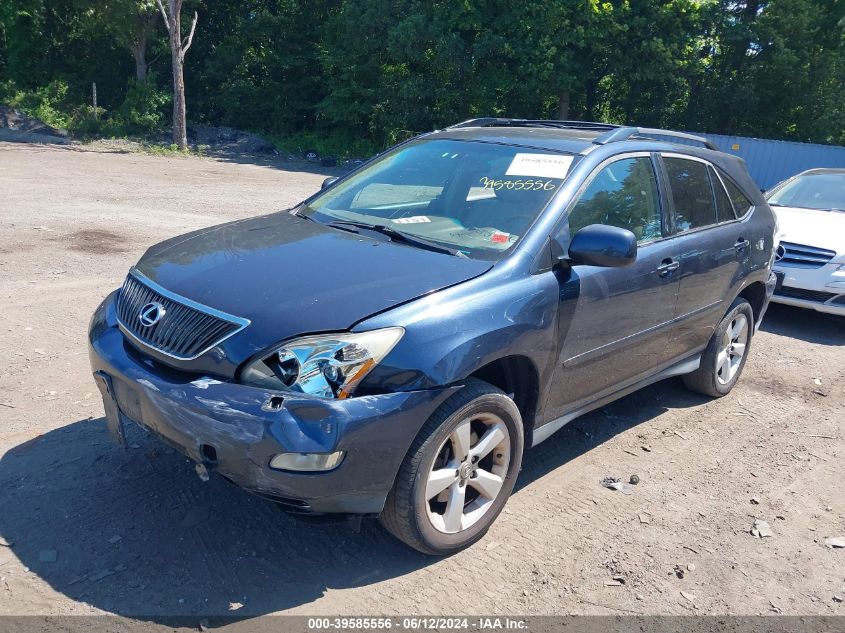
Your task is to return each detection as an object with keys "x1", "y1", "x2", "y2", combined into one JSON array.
[{"x1": 240, "y1": 327, "x2": 404, "y2": 399}]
